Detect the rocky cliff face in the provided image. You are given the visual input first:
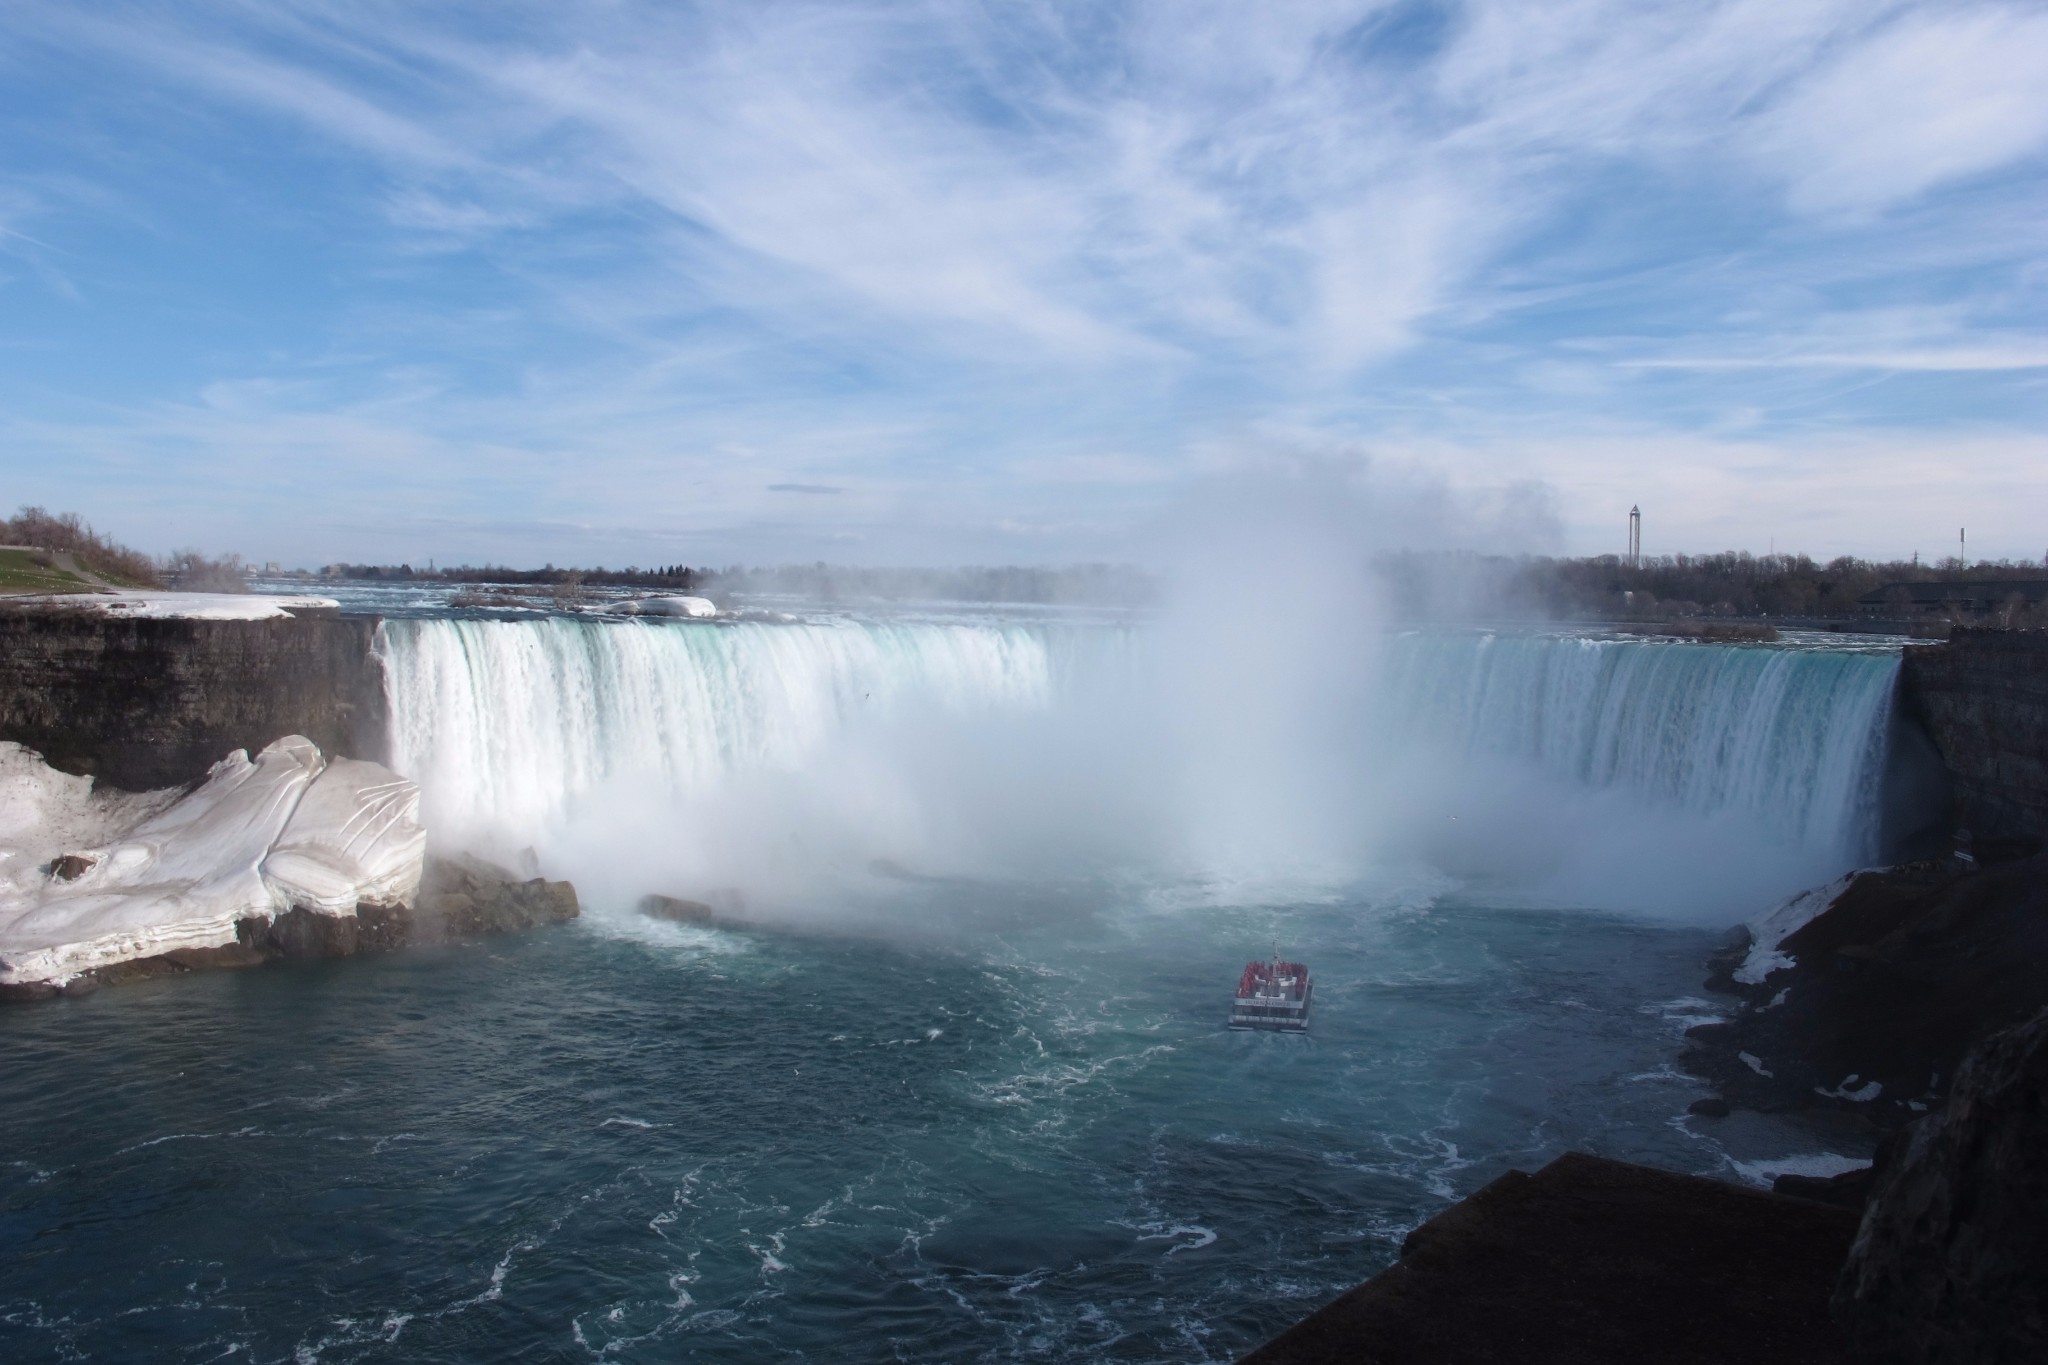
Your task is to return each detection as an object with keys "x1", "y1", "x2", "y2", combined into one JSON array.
[
  {"x1": 0, "y1": 611, "x2": 388, "y2": 789},
  {"x1": 1684, "y1": 856, "x2": 2048, "y2": 1125},
  {"x1": 1901, "y1": 629, "x2": 2048, "y2": 854},
  {"x1": 1835, "y1": 1006, "x2": 2048, "y2": 1363}
]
